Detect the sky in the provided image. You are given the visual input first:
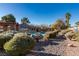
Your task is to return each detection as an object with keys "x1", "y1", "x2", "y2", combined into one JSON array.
[{"x1": 0, "y1": 3, "x2": 79, "y2": 26}]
